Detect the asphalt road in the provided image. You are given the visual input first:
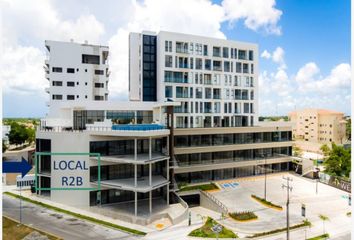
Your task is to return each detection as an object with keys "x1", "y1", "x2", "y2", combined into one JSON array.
[{"x1": 3, "y1": 194, "x2": 141, "y2": 240}]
